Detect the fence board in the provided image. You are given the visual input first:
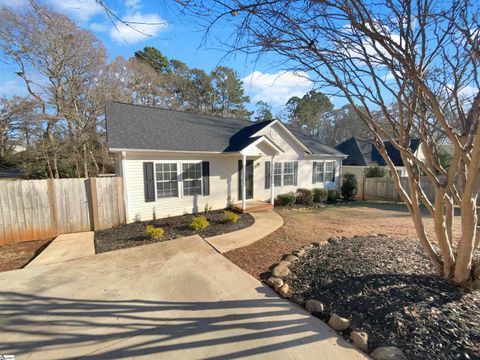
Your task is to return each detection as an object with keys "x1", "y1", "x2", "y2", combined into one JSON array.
[{"x1": 0, "y1": 177, "x2": 125, "y2": 244}]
